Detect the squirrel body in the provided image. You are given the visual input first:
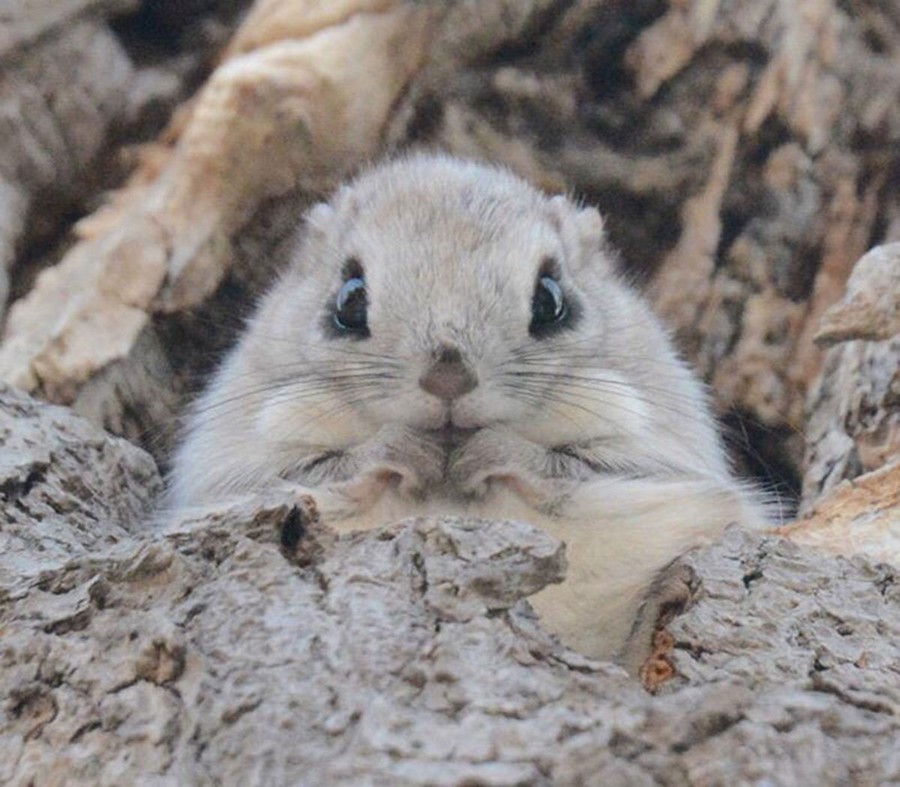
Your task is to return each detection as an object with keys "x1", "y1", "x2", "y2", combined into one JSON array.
[{"x1": 170, "y1": 154, "x2": 764, "y2": 663}]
